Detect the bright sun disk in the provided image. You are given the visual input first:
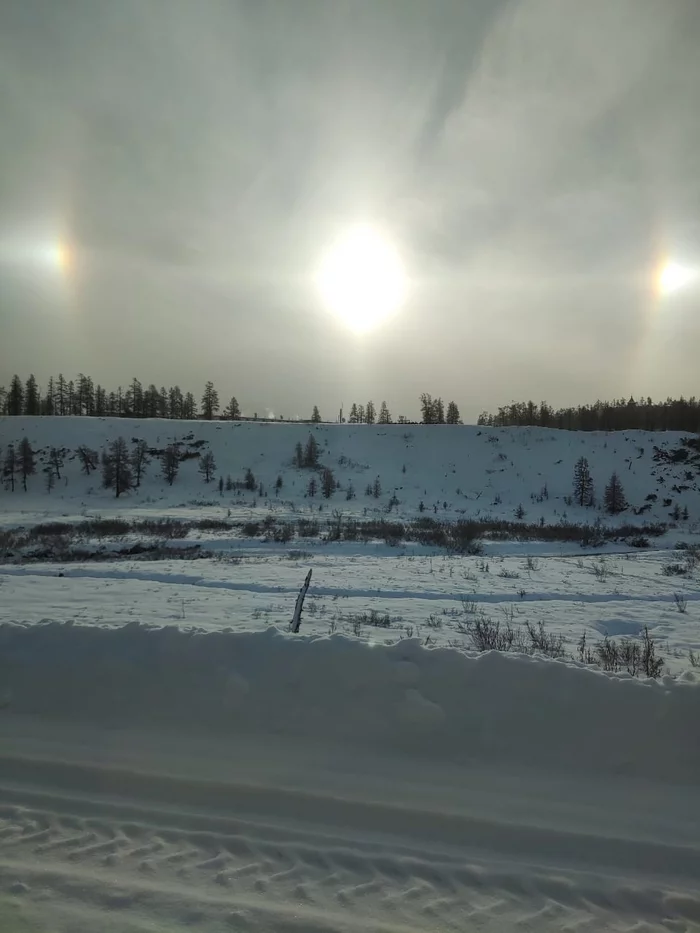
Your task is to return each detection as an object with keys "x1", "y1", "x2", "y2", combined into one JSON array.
[
  {"x1": 316, "y1": 225, "x2": 407, "y2": 333},
  {"x1": 657, "y1": 260, "x2": 695, "y2": 296}
]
